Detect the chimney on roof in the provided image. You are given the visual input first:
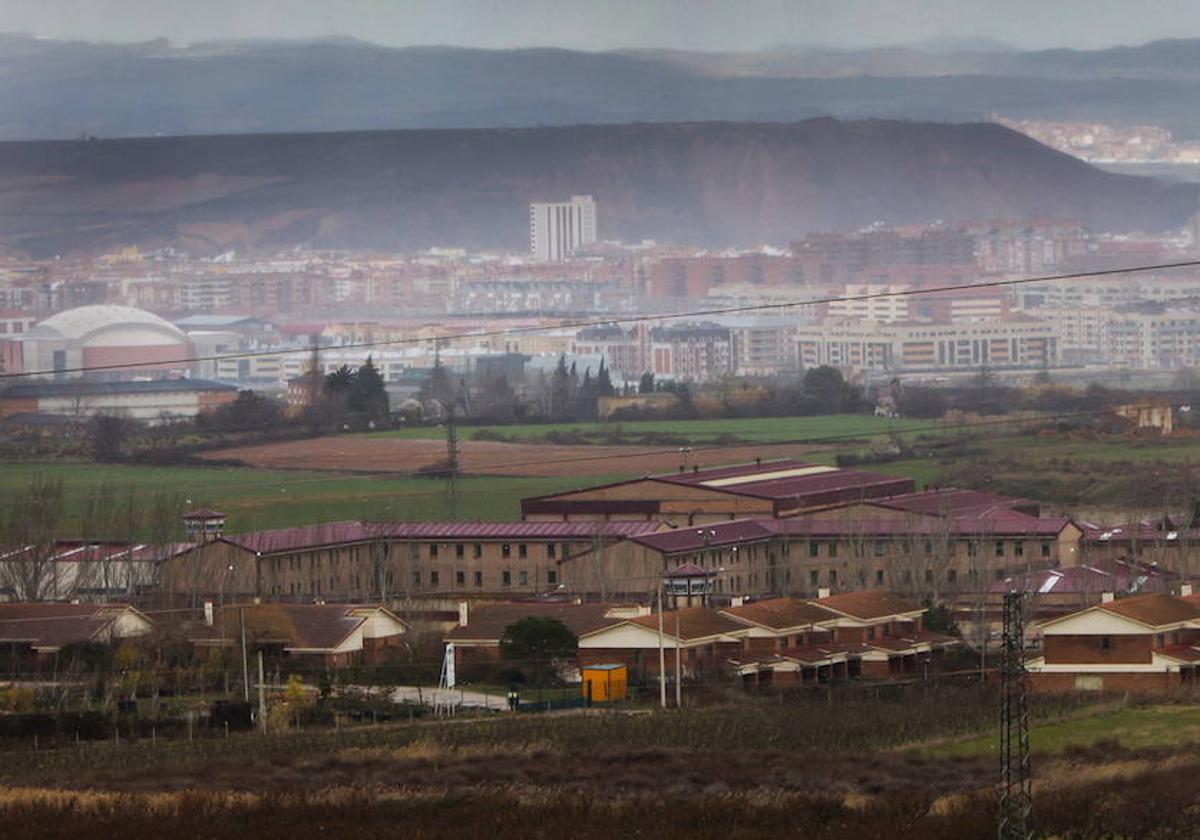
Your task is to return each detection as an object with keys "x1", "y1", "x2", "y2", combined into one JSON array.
[
  {"x1": 1183, "y1": 583, "x2": 1194, "y2": 597},
  {"x1": 203, "y1": 600, "x2": 214, "y2": 626},
  {"x1": 817, "y1": 587, "x2": 831, "y2": 599},
  {"x1": 457, "y1": 600, "x2": 469, "y2": 627},
  {"x1": 1101, "y1": 591, "x2": 1115, "y2": 603}
]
